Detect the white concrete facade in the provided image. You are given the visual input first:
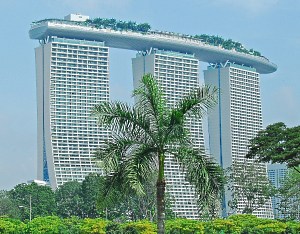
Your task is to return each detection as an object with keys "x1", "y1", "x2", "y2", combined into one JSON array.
[
  {"x1": 132, "y1": 49, "x2": 204, "y2": 219},
  {"x1": 35, "y1": 37, "x2": 110, "y2": 189},
  {"x1": 204, "y1": 63, "x2": 274, "y2": 218}
]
